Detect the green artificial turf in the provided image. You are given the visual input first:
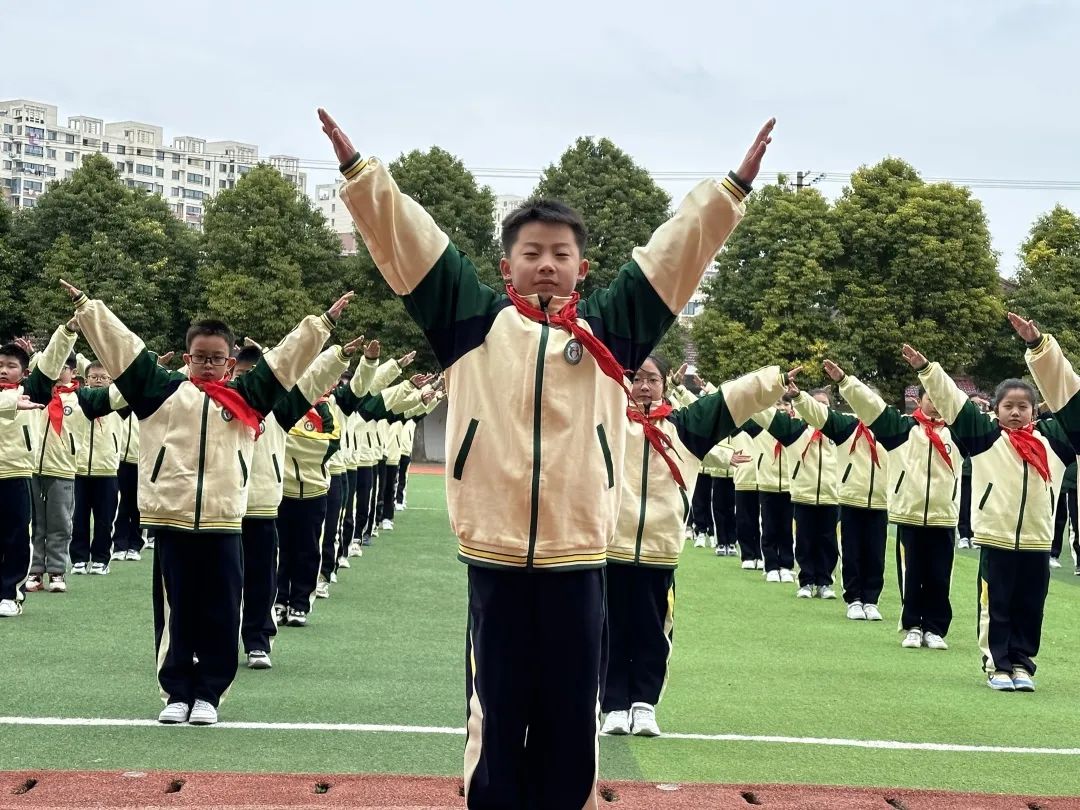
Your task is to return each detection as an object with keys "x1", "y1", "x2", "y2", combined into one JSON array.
[{"x1": 1, "y1": 473, "x2": 1078, "y2": 794}]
